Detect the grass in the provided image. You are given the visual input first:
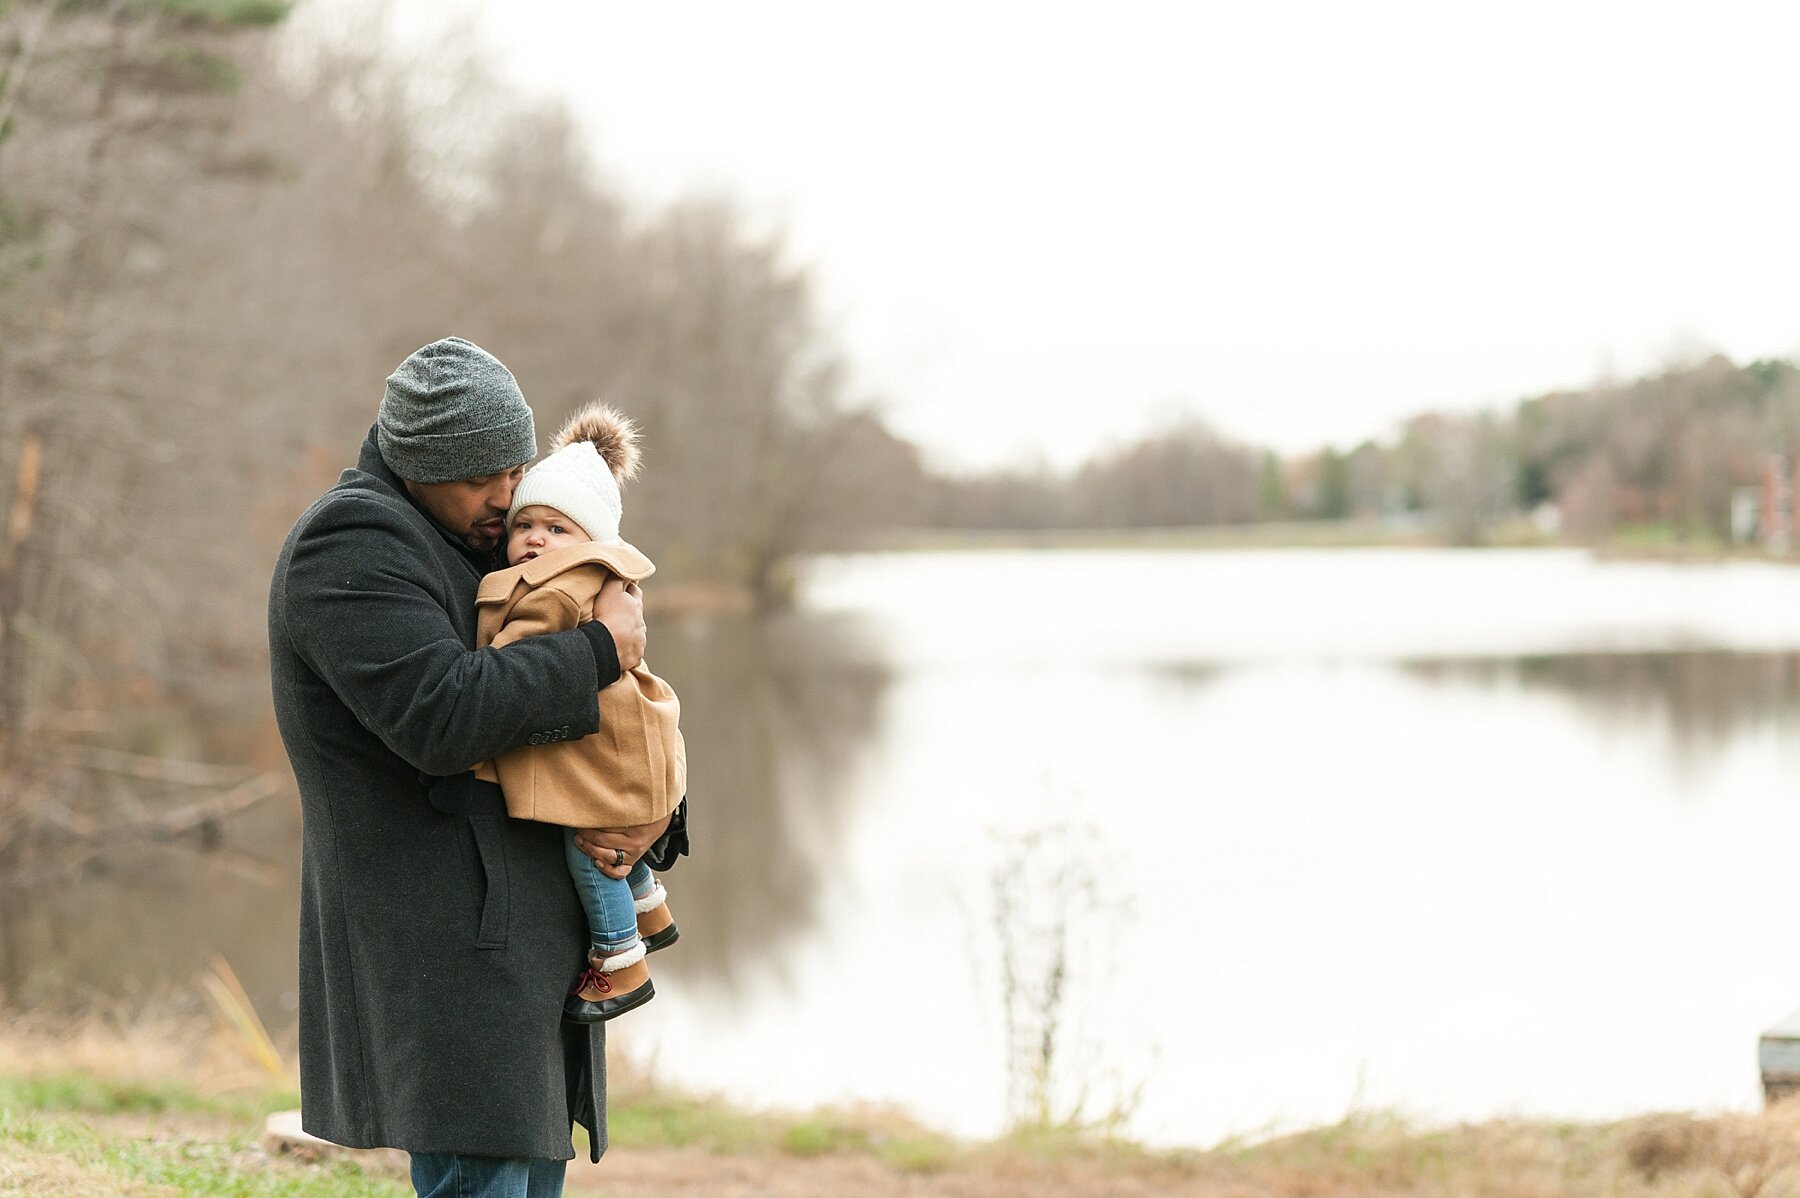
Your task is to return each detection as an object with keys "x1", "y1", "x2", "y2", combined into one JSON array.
[
  {"x1": 605, "y1": 1088, "x2": 778, "y2": 1153},
  {"x1": 0, "y1": 1010, "x2": 980, "y2": 1194},
  {"x1": 604, "y1": 1070, "x2": 963, "y2": 1173},
  {"x1": 778, "y1": 1116, "x2": 959, "y2": 1173},
  {"x1": 0, "y1": 1006, "x2": 357, "y2": 1197},
  {"x1": 0, "y1": 1107, "x2": 408, "y2": 1197},
  {"x1": 9, "y1": 1012, "x2": 1800, "y2": 1196},
  {"x1": 0, "y1": 1075, "x2": 297, "y2": 1120},
  {"x1": 1592, "y1": 520, "x2": 1753, "y2": 562}
]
